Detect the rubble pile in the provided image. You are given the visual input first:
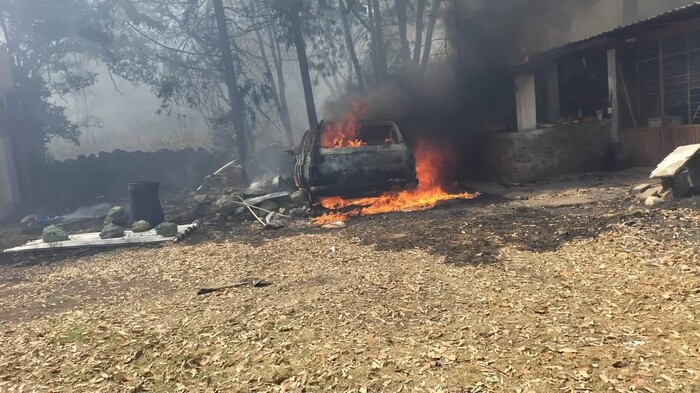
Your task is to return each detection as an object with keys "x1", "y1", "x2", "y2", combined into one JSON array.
[
  {"x1": 630, "y1": 183, "x2": 674, "y2": 207},
  {"x1": 193, "y1": 160, "x2": 314, "y2": 229}
]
